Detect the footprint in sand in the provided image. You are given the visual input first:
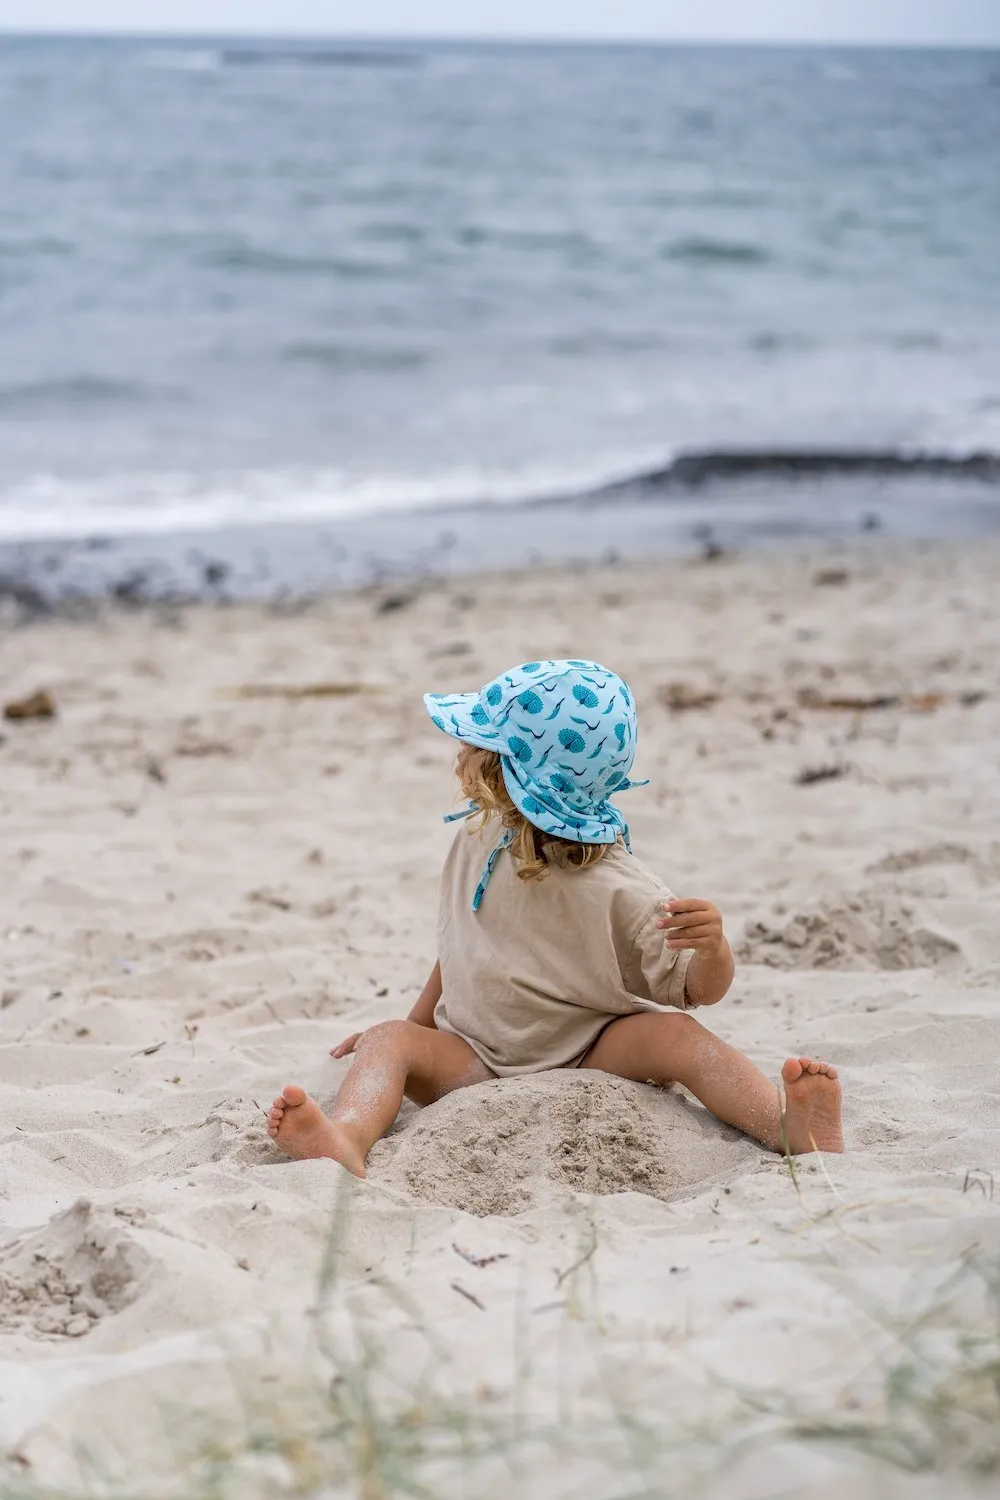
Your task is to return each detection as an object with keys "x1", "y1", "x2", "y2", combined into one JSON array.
[
  {"x1": 737, "y1": 891, "x2": 961, "y2": 972},
  {"x1": 0, "y1": 1198, "x2": 150, "y2": 1341},
  {"x1": 868, "y1": 841, "x2": 977, "y2": 875}
]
